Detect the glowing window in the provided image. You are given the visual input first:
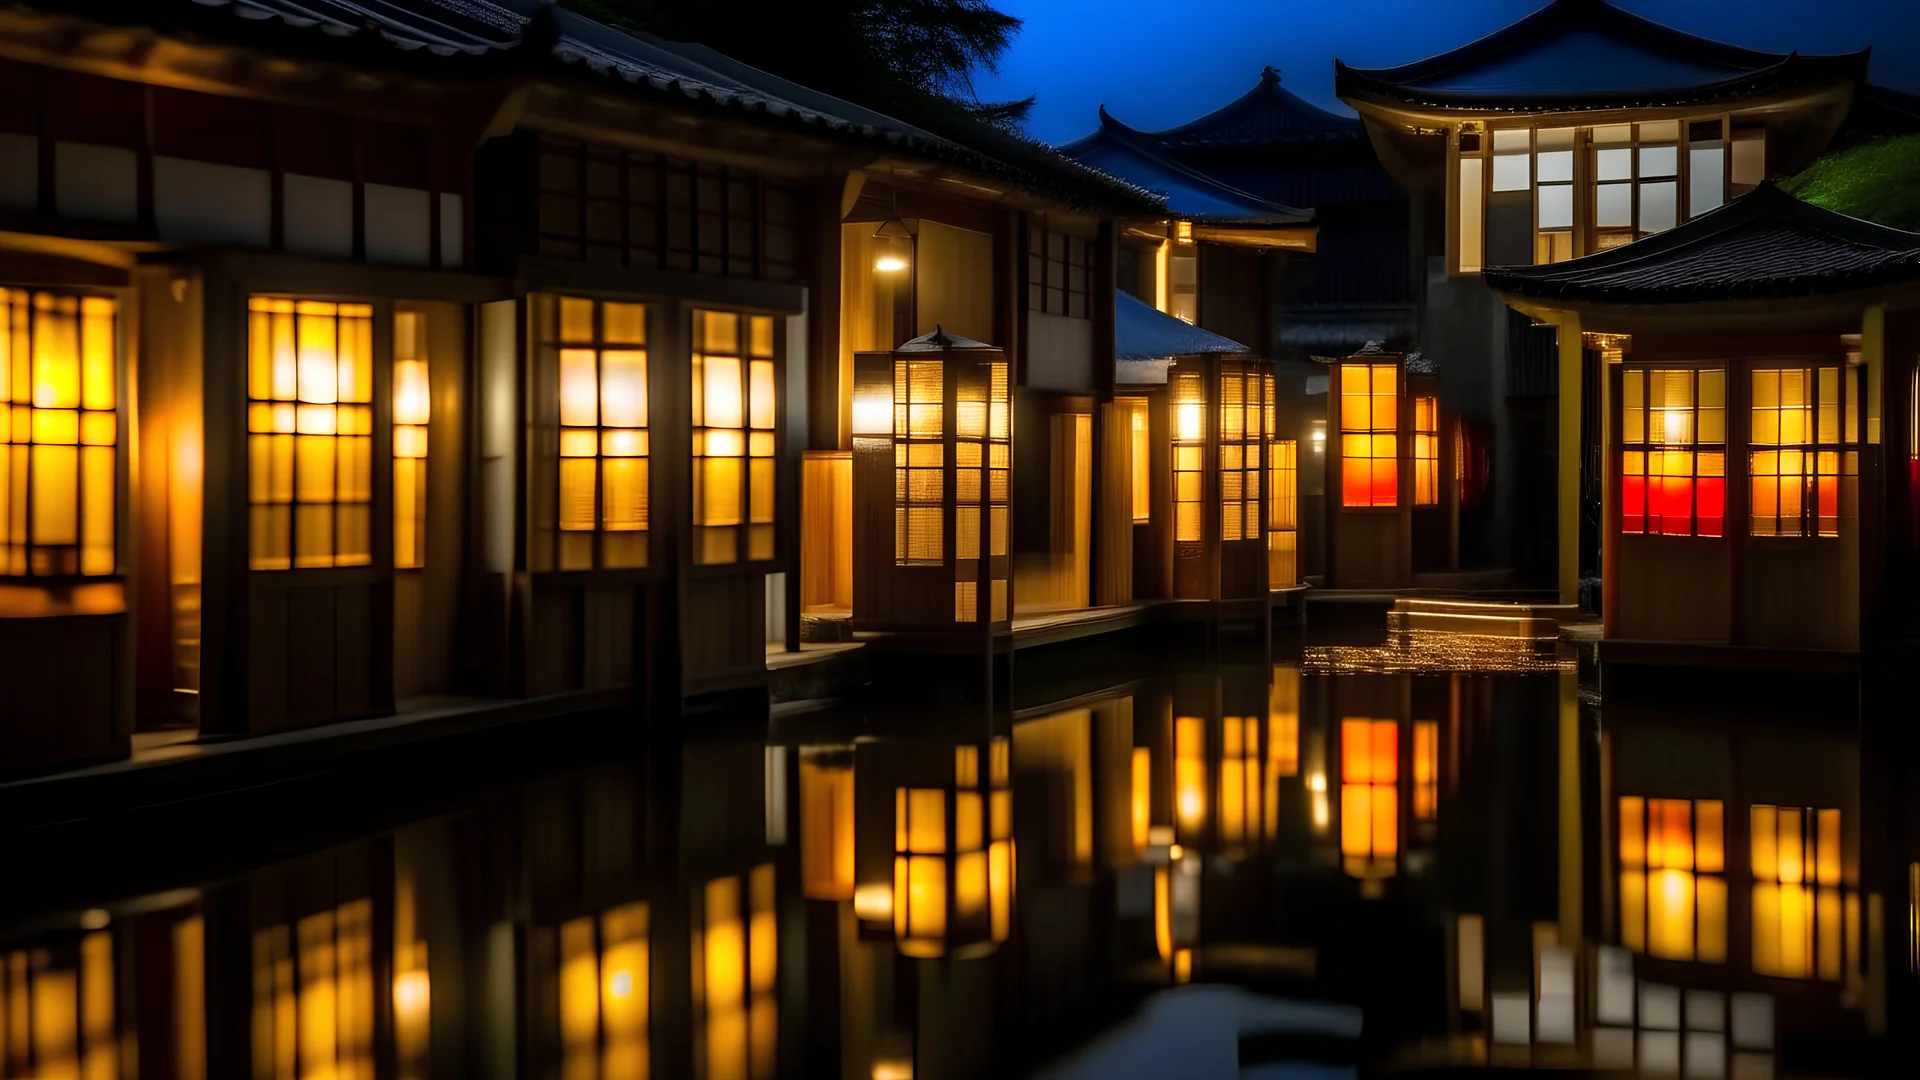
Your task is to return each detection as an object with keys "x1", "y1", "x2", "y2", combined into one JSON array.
[
  {"x1": 1751, "y1": 805, "x2": 1851, "y2": 981},
  {"x1": 893, "y1": 739, "x2": 1012, "y2": 957},
  {"x1": 1175, "y1": 715, "x2": 1206, "y2": 841},
  {"x1": 247, "y1": 298, "x2": 372, "y2": 569},
  {"x1": 252, "y1": 900, "x2": 376, "y2": 1076},
  {"x1": 951, "y1": 357, "x2": 1009, "y2": 623},
  {"x1": 393, "y1": 312, "x2": 430, "y2": 570},
  {"x1": 692, "y1": 311, "x2": 777, "y2": 565},
  {"x1": 0, "y1": 289, "x2": 118, "y2": 577},
  {"x1": 1219, "y1": 365, "x2": 1263, "y2": 542},
  {"x1": 1122, "y1": 396, "x2": 1150, "y2": 524},
  {"x1": 0, "y1": 928, "x2": 117, "y2": 1078},
  {"x1": 1750, "y1": 366, "x2": 1856, "y2": 538},
  {"x1": 1534, "y1": 127, "x2": 1575, "y2": 264},
  {"x1": 894, "y1": 358, "x2": 943, "y2": 564},
  {"x1": 1617, "y1": 797, "x2": 1726, "y2": 963},
  {"x1": 1413, "y1": 395, "x2": 1439, "y2": 506},
  {"x1": 1413, "y1": 720, "x2": 1438, "y2": 822},
  {"x1": 1619, "y1": 367, "x2": 1725, "y2": 537},
  {"x1": 1340, "y1": 363, "x2": 1398, "y2": 507},
  {"x1": 550, "y1": 296, "x2": 650, "y2": 571},
  {"x1": 1340, "y1": 719, "x2": 1398, "y2": 877},
  {"x1": 1219, "y1": 715, "x2": 1262, "y2": 848},
  {"x1": 1268, "y1": 439, "x2": 1297, "y2": 587},
  {"x1": 1172, "y1": 371, "x2": 1205, "y2": 543},
  {"x1": 1168, "y1": 252, "x2": 1197, "y2": 325}
]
